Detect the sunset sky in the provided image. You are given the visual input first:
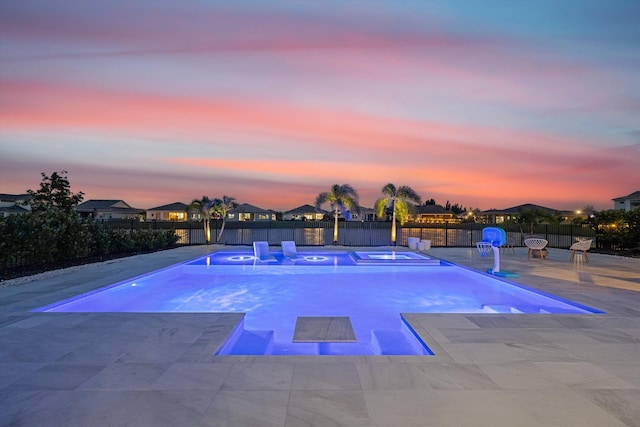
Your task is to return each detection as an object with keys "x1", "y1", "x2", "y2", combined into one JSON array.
[{"x1": 1, "y1": 1, "x2": 638, "y2": 212}]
